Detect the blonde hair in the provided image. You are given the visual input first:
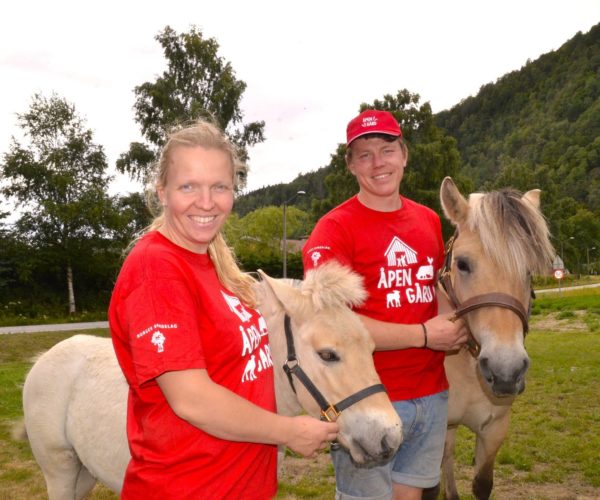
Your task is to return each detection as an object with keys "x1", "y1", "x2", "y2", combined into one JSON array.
[{"x1": 143, "y1": 120, "x2": 257, "y2": 307}]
